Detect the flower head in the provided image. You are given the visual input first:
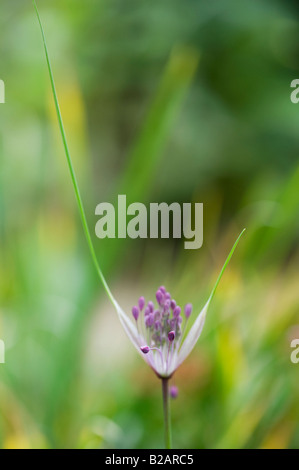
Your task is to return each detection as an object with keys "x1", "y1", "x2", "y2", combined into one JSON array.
[
  {"x1": 112, "y1": 230, "x2": 245, "y2": 379},
  {"x1": 34, "y1": 0, "x2": 245, "y2": 401},
  {"x1": 131, "y1": 286, "x2": 192, "y2": 377}
]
